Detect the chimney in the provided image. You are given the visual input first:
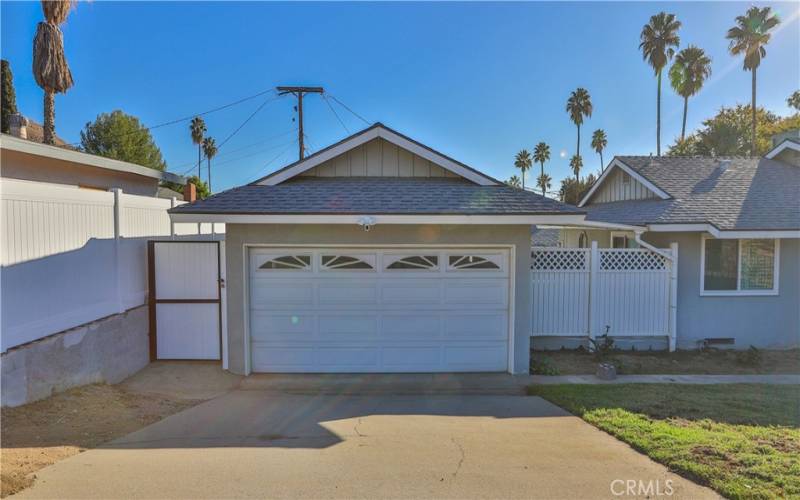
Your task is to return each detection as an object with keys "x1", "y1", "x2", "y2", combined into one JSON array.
[
  {"x1": 9, "y1": 113, "x2": 27, "y2": 139},
  {"x1": 184, "y1": 182, "x2": 197, "y2": 202}
]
